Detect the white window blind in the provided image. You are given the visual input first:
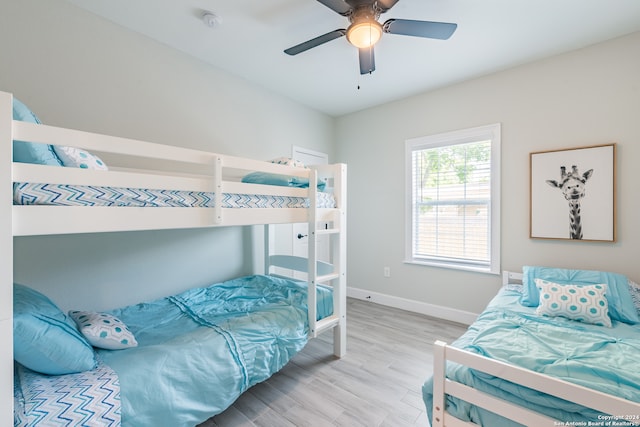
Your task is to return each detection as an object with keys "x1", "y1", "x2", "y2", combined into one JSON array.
[{"x1": 405, "y1": 124, "x2": 501, "y2": 274}]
